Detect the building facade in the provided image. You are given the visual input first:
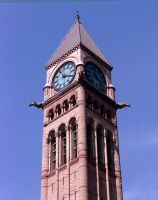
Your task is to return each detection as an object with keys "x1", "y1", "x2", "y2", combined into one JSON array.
[{"x1": 40, "y1": 14, "x2": 123, "y2": 200}]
